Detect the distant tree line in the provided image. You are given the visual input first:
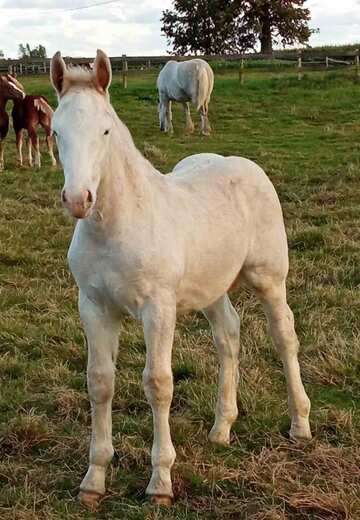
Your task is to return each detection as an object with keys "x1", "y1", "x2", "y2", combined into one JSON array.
[
  {"x1": 161, "y1": 0, "x2": 315, "y2": 55},
  {"x1": 18, "y1": 44, "x2": 47, "y2": 59}
]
